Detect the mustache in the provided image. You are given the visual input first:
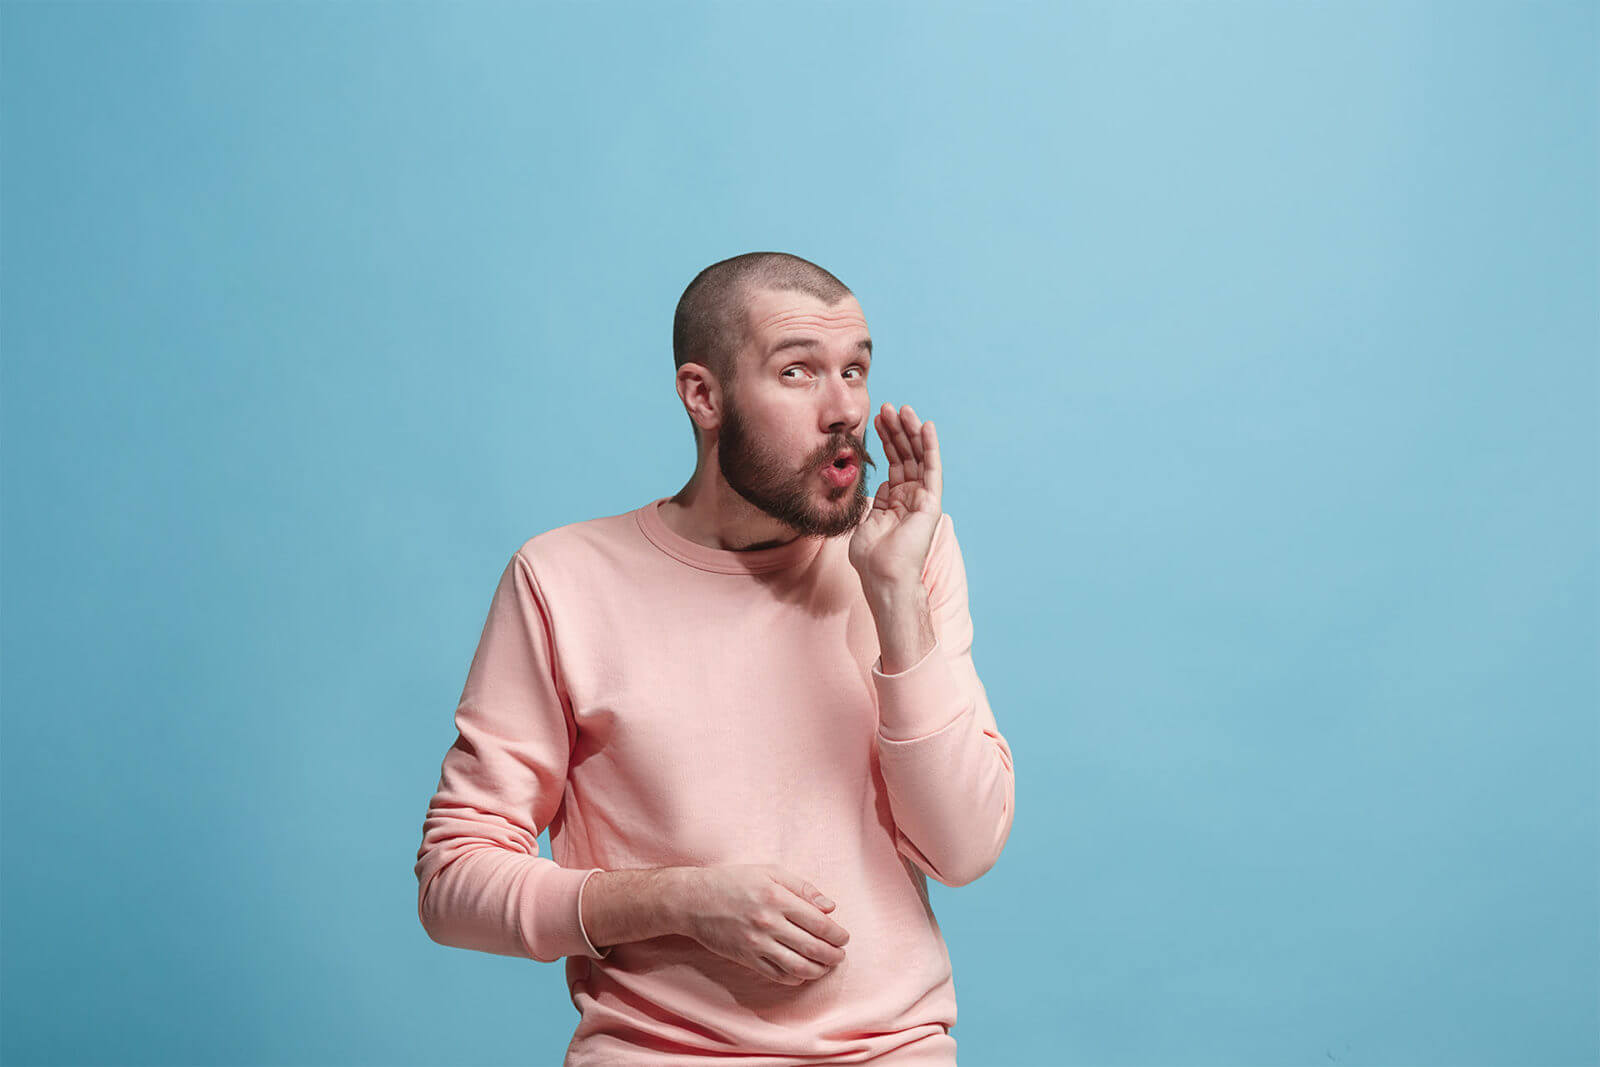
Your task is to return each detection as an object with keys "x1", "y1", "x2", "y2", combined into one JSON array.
[{"x1": 821, "y1": 444, "x2": 876, "y2": 468}]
